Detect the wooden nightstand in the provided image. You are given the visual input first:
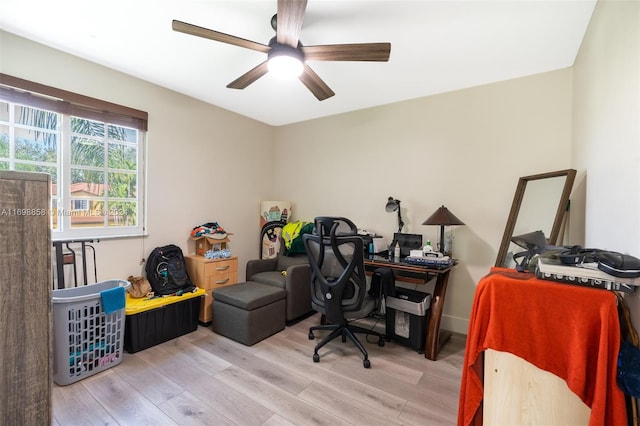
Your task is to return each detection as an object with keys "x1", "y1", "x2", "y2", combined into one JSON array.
[{"x1": 185, "y1": 255, "x2": 238, "y2": 325}]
